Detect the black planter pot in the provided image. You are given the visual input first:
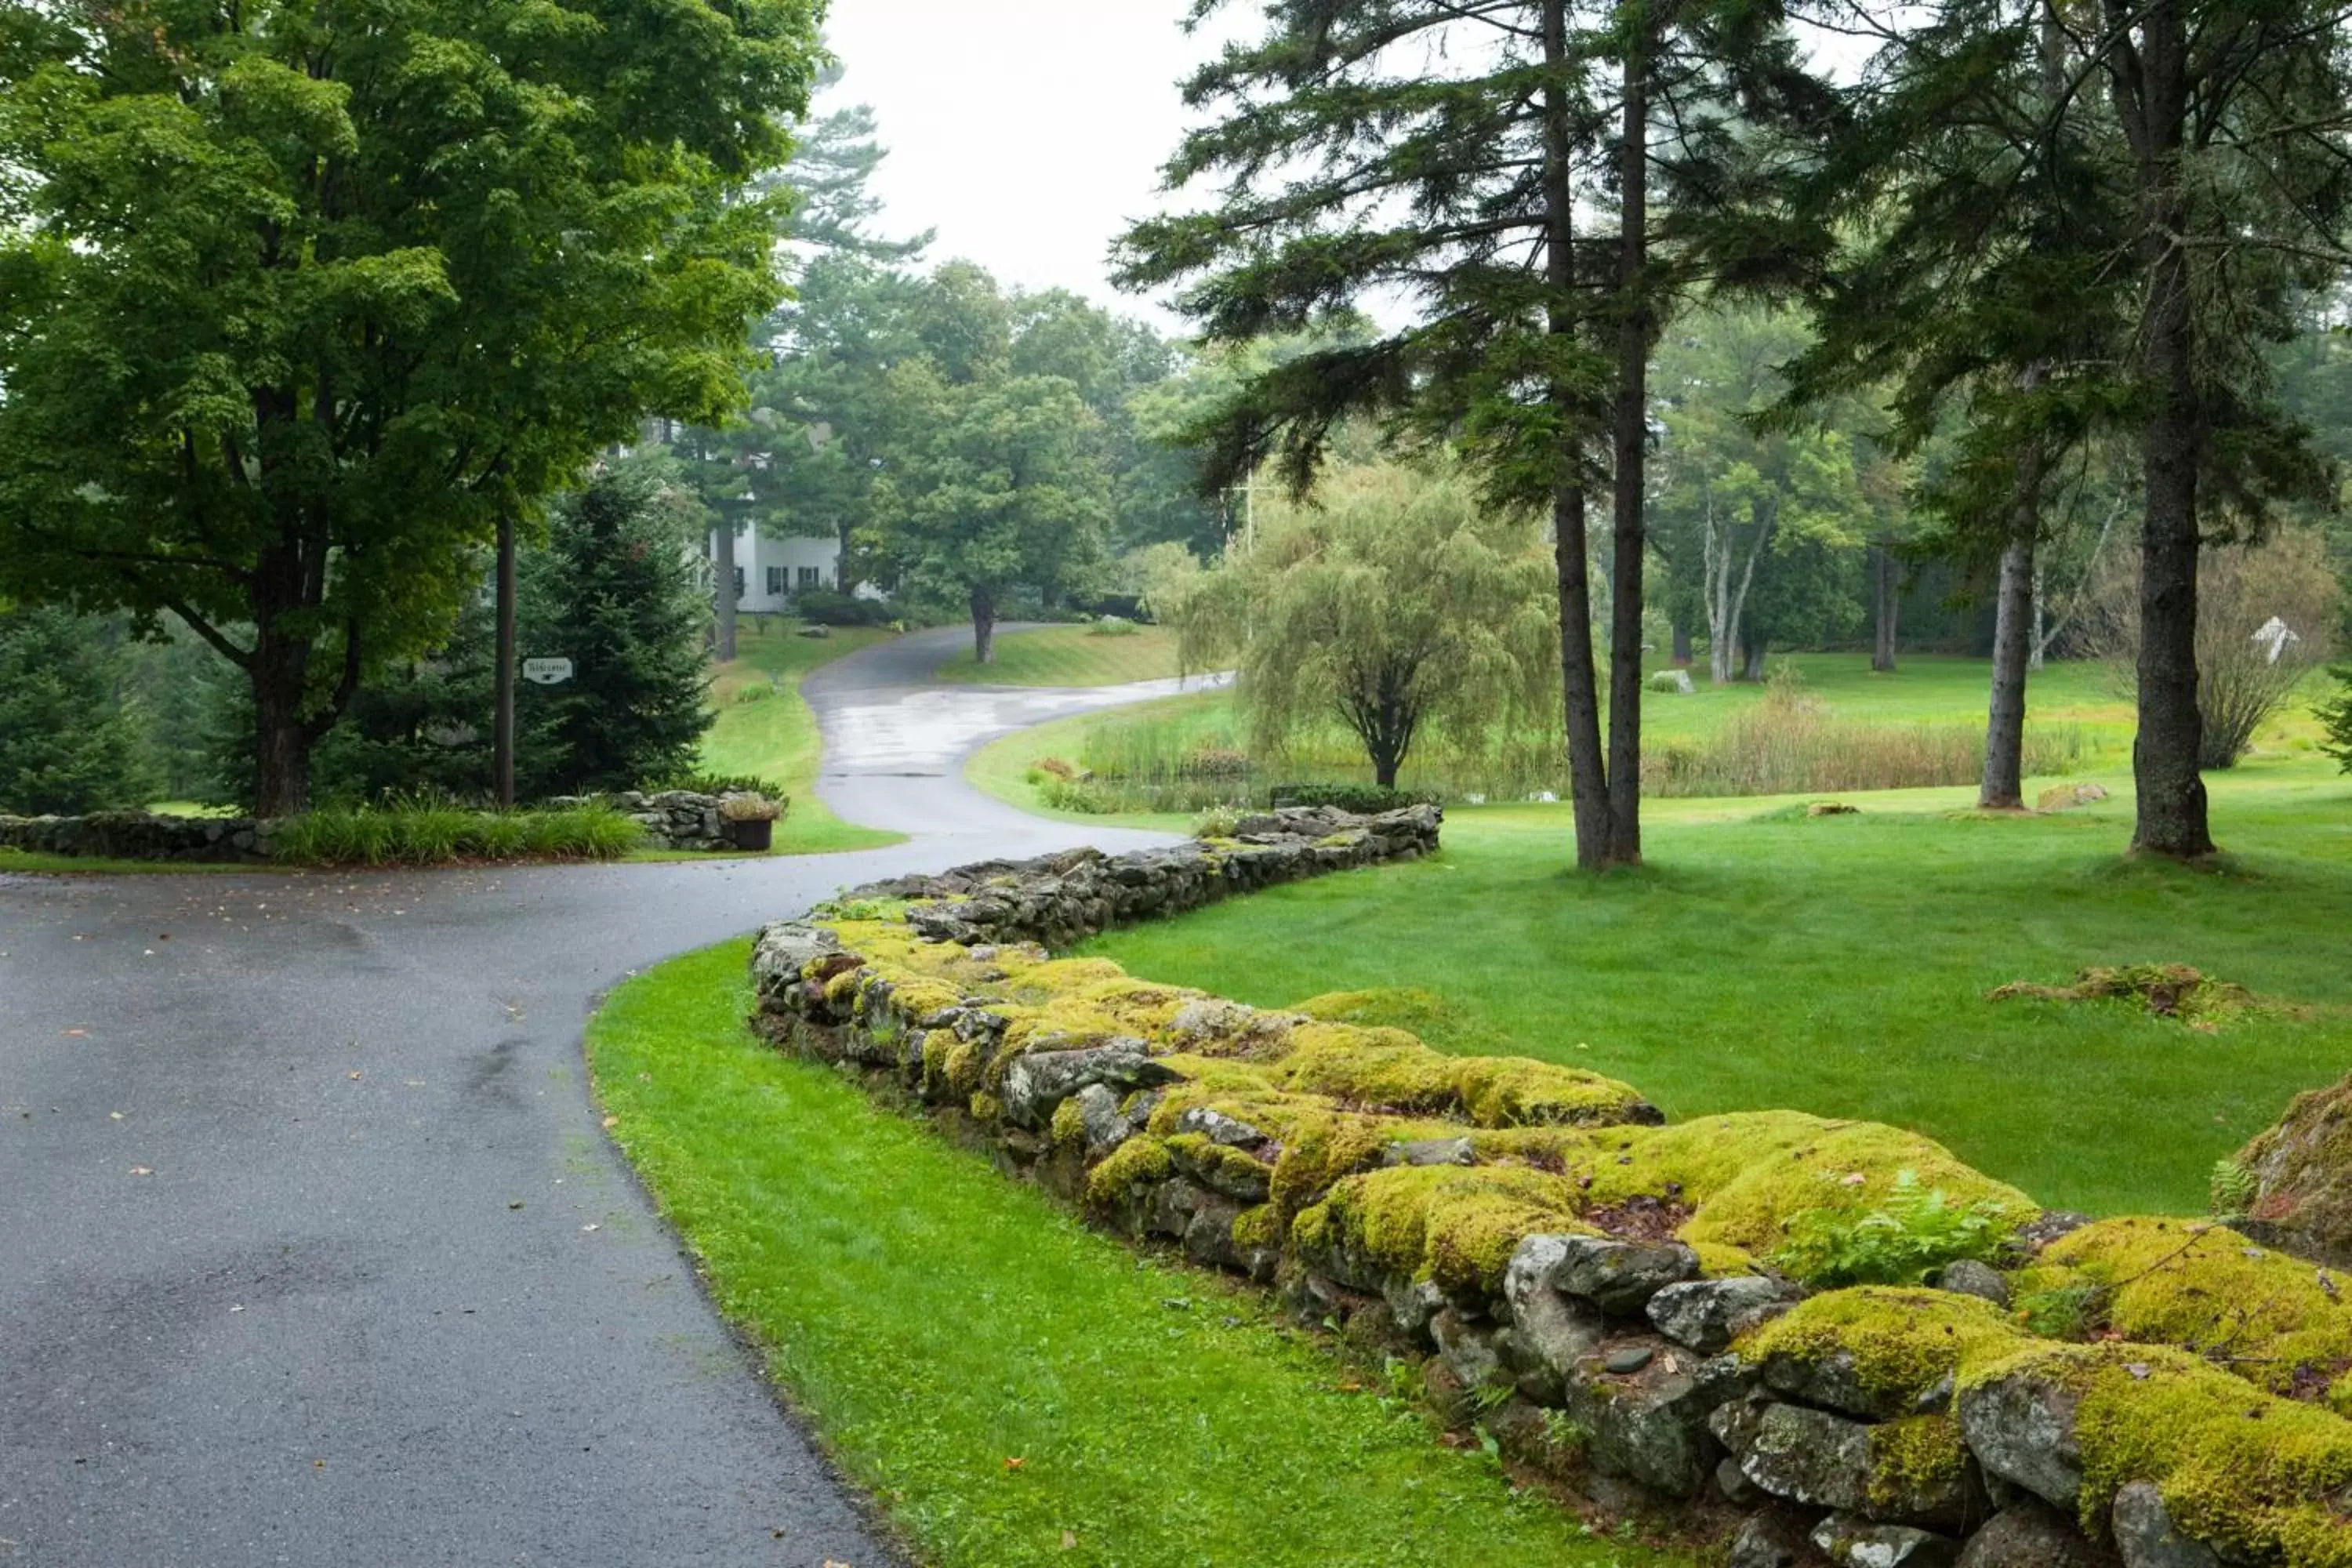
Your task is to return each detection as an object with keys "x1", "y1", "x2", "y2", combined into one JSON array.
[{"x1": 725, "y1": 818, "x2": 775, "y2": 852}]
